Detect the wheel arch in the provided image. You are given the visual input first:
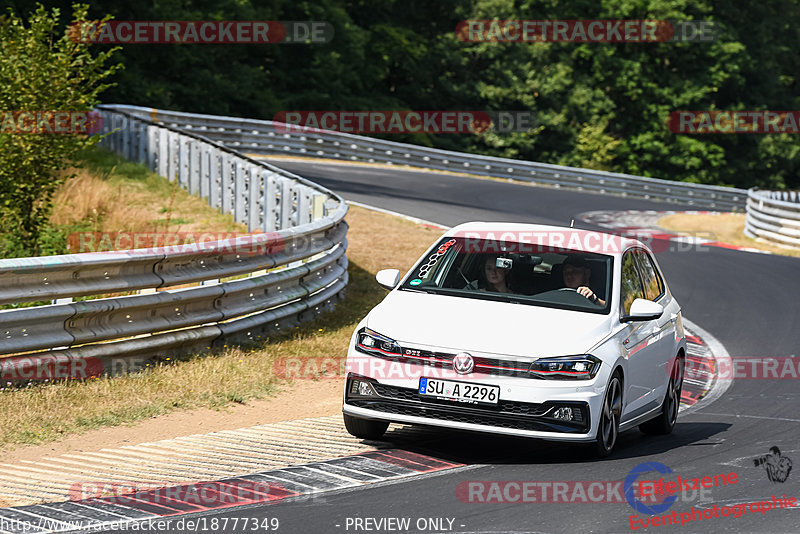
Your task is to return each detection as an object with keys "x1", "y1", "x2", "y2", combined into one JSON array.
[
  {"x1": 672, "y1": 347, "x2": 686, "y2": 379},
  {"x1": 611, "y1": 364, "x2": 625, "y2": 401}
]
